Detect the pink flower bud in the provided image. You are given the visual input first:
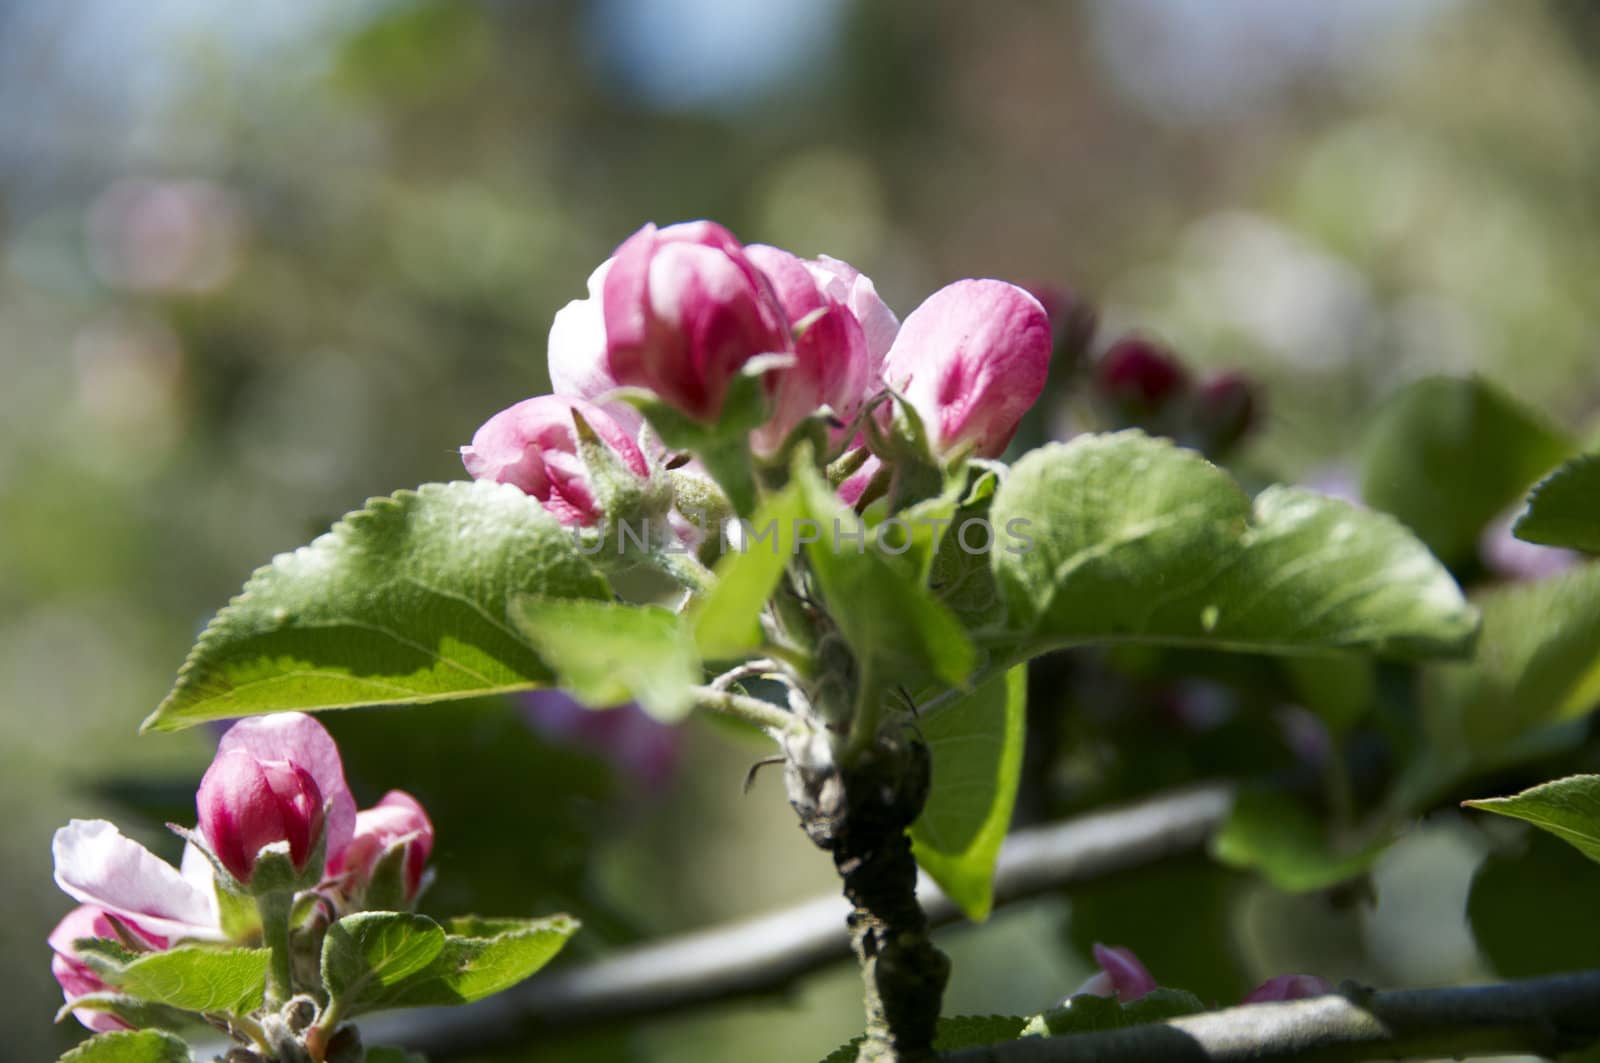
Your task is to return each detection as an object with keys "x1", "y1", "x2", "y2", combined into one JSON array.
[
  {"x1": 745, "y1": 244, "x2": 872, "y2": 453},
  {"x1": 880, "y1": 279, "x2": 1052, "y2": 458},
  {"x1": 49, "y1": 905, "x2": 167, "y2": 1032},
  {"x1": 1242, "y1": 974, "x2": 1333, "y2": 1003},
  {"x1": 1075, "y1": 943, "x2": 1158, "y2": 1003},
  {"x1": 548, "y1": 260, "x2": 646, "y2": 437},
  {"x1": 1192, "y1": 370, "x2": 1259, "y2": 454},
  {"x1": 1095, "y1": 337, "x2": 1189, "y2": 411},
  {"x1": 328, "y1": 791, "x2": 435, "y2": 903},
  {"x1": 462, "y1": 395, "x2": 650, "y2": 527},
  {"x1": 197, "y1": 749, "x2": 325, "y2": 884},
  {"x1": 602, "y1": 221, "x2": 790, "y2": 422}
]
